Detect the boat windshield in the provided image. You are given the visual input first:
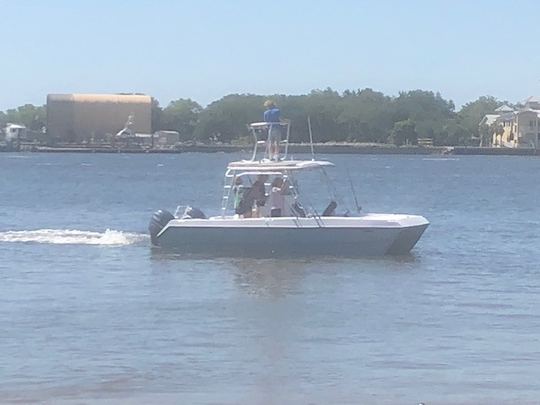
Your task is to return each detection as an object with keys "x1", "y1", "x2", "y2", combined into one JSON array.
[{"x1": 221, "y1": 165, "x2": 340, "y2": 218}]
